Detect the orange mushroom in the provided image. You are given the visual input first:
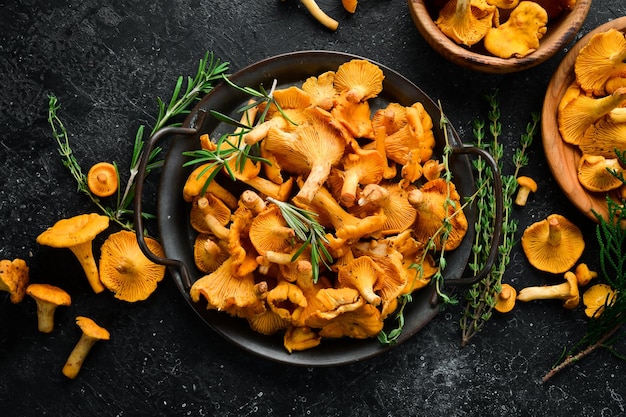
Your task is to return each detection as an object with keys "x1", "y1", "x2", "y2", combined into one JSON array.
[
  {"x1": 87, "y1": 162, "x2": 118, "y2": 198},
  {"x1": 575, "y1": 29, "x2": 626, "y2": 96},
  {"x1": 0, "y1": 258, "x2": 29, "y2": 303},
  {"x1": 26, "y1": 283, "x2": 71, "y2": 333},
  {"x1": 435, "y1": 0, "x2": 497, "y2": 47}
]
